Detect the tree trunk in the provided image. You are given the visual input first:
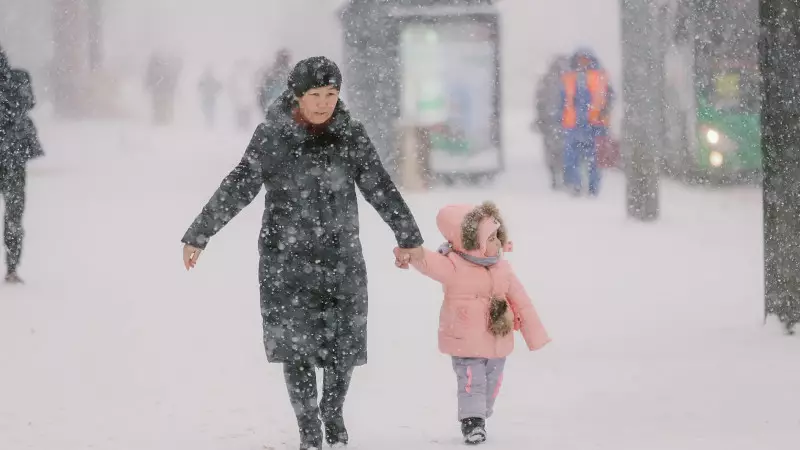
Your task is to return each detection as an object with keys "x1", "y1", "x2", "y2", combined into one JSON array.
[
  {"x1": 621, "y1": 0, "x2": 660, "y2": 221},
  {"x1": 761, "y1": 0, "x2": 800, "y2": 334}
]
